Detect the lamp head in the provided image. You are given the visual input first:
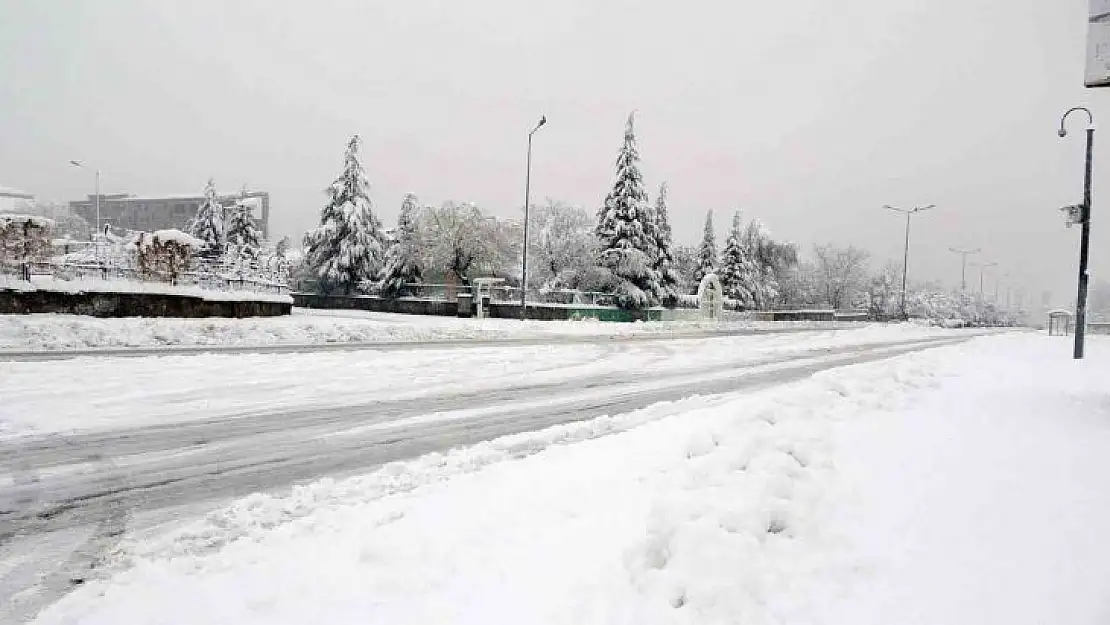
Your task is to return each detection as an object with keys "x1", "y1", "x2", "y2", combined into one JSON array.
[{"x1": 1058, "y1": 128, "x2": 1068, "y2": 138}]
